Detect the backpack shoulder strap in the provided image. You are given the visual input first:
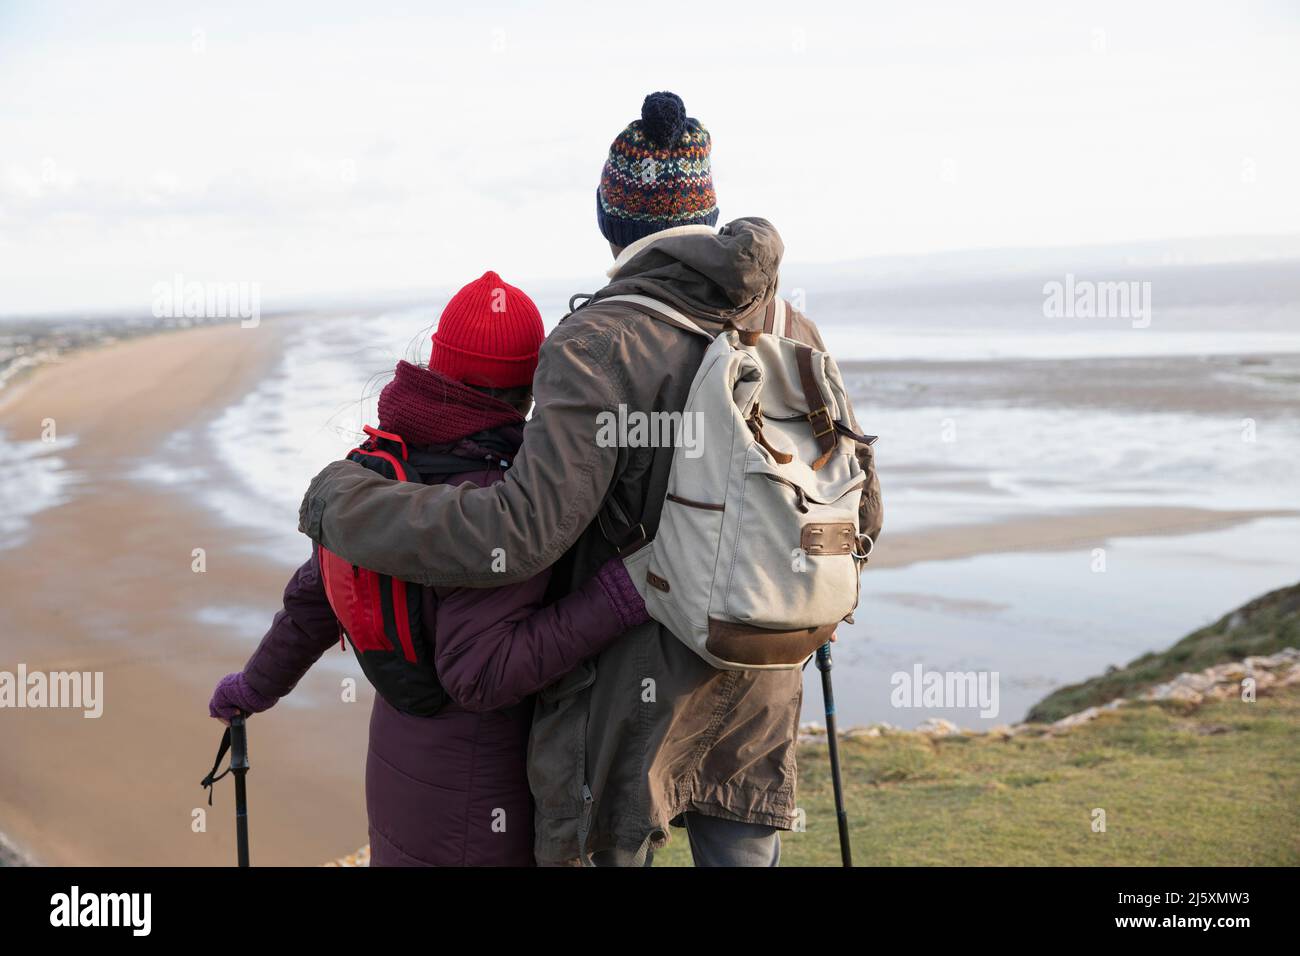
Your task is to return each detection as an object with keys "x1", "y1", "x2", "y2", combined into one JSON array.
[
  {"x1": 597, "y1": 294, "x2": 714, "y2": 342},
  {"x1": 350, "y1": 425, "x2": 422, "y2": 484},
  {"x1": 586, "y1": 294, "x2": 714, "y2": 556},
  {"x1": 760, "y1": 297, "x2": 789, "y2": 337}
]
